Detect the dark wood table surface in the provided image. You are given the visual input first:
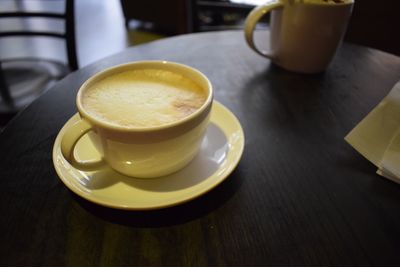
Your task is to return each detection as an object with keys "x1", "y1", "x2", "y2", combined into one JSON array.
[{"x1": 1, "y1": 31, "x2": 400, "y2": 266}]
